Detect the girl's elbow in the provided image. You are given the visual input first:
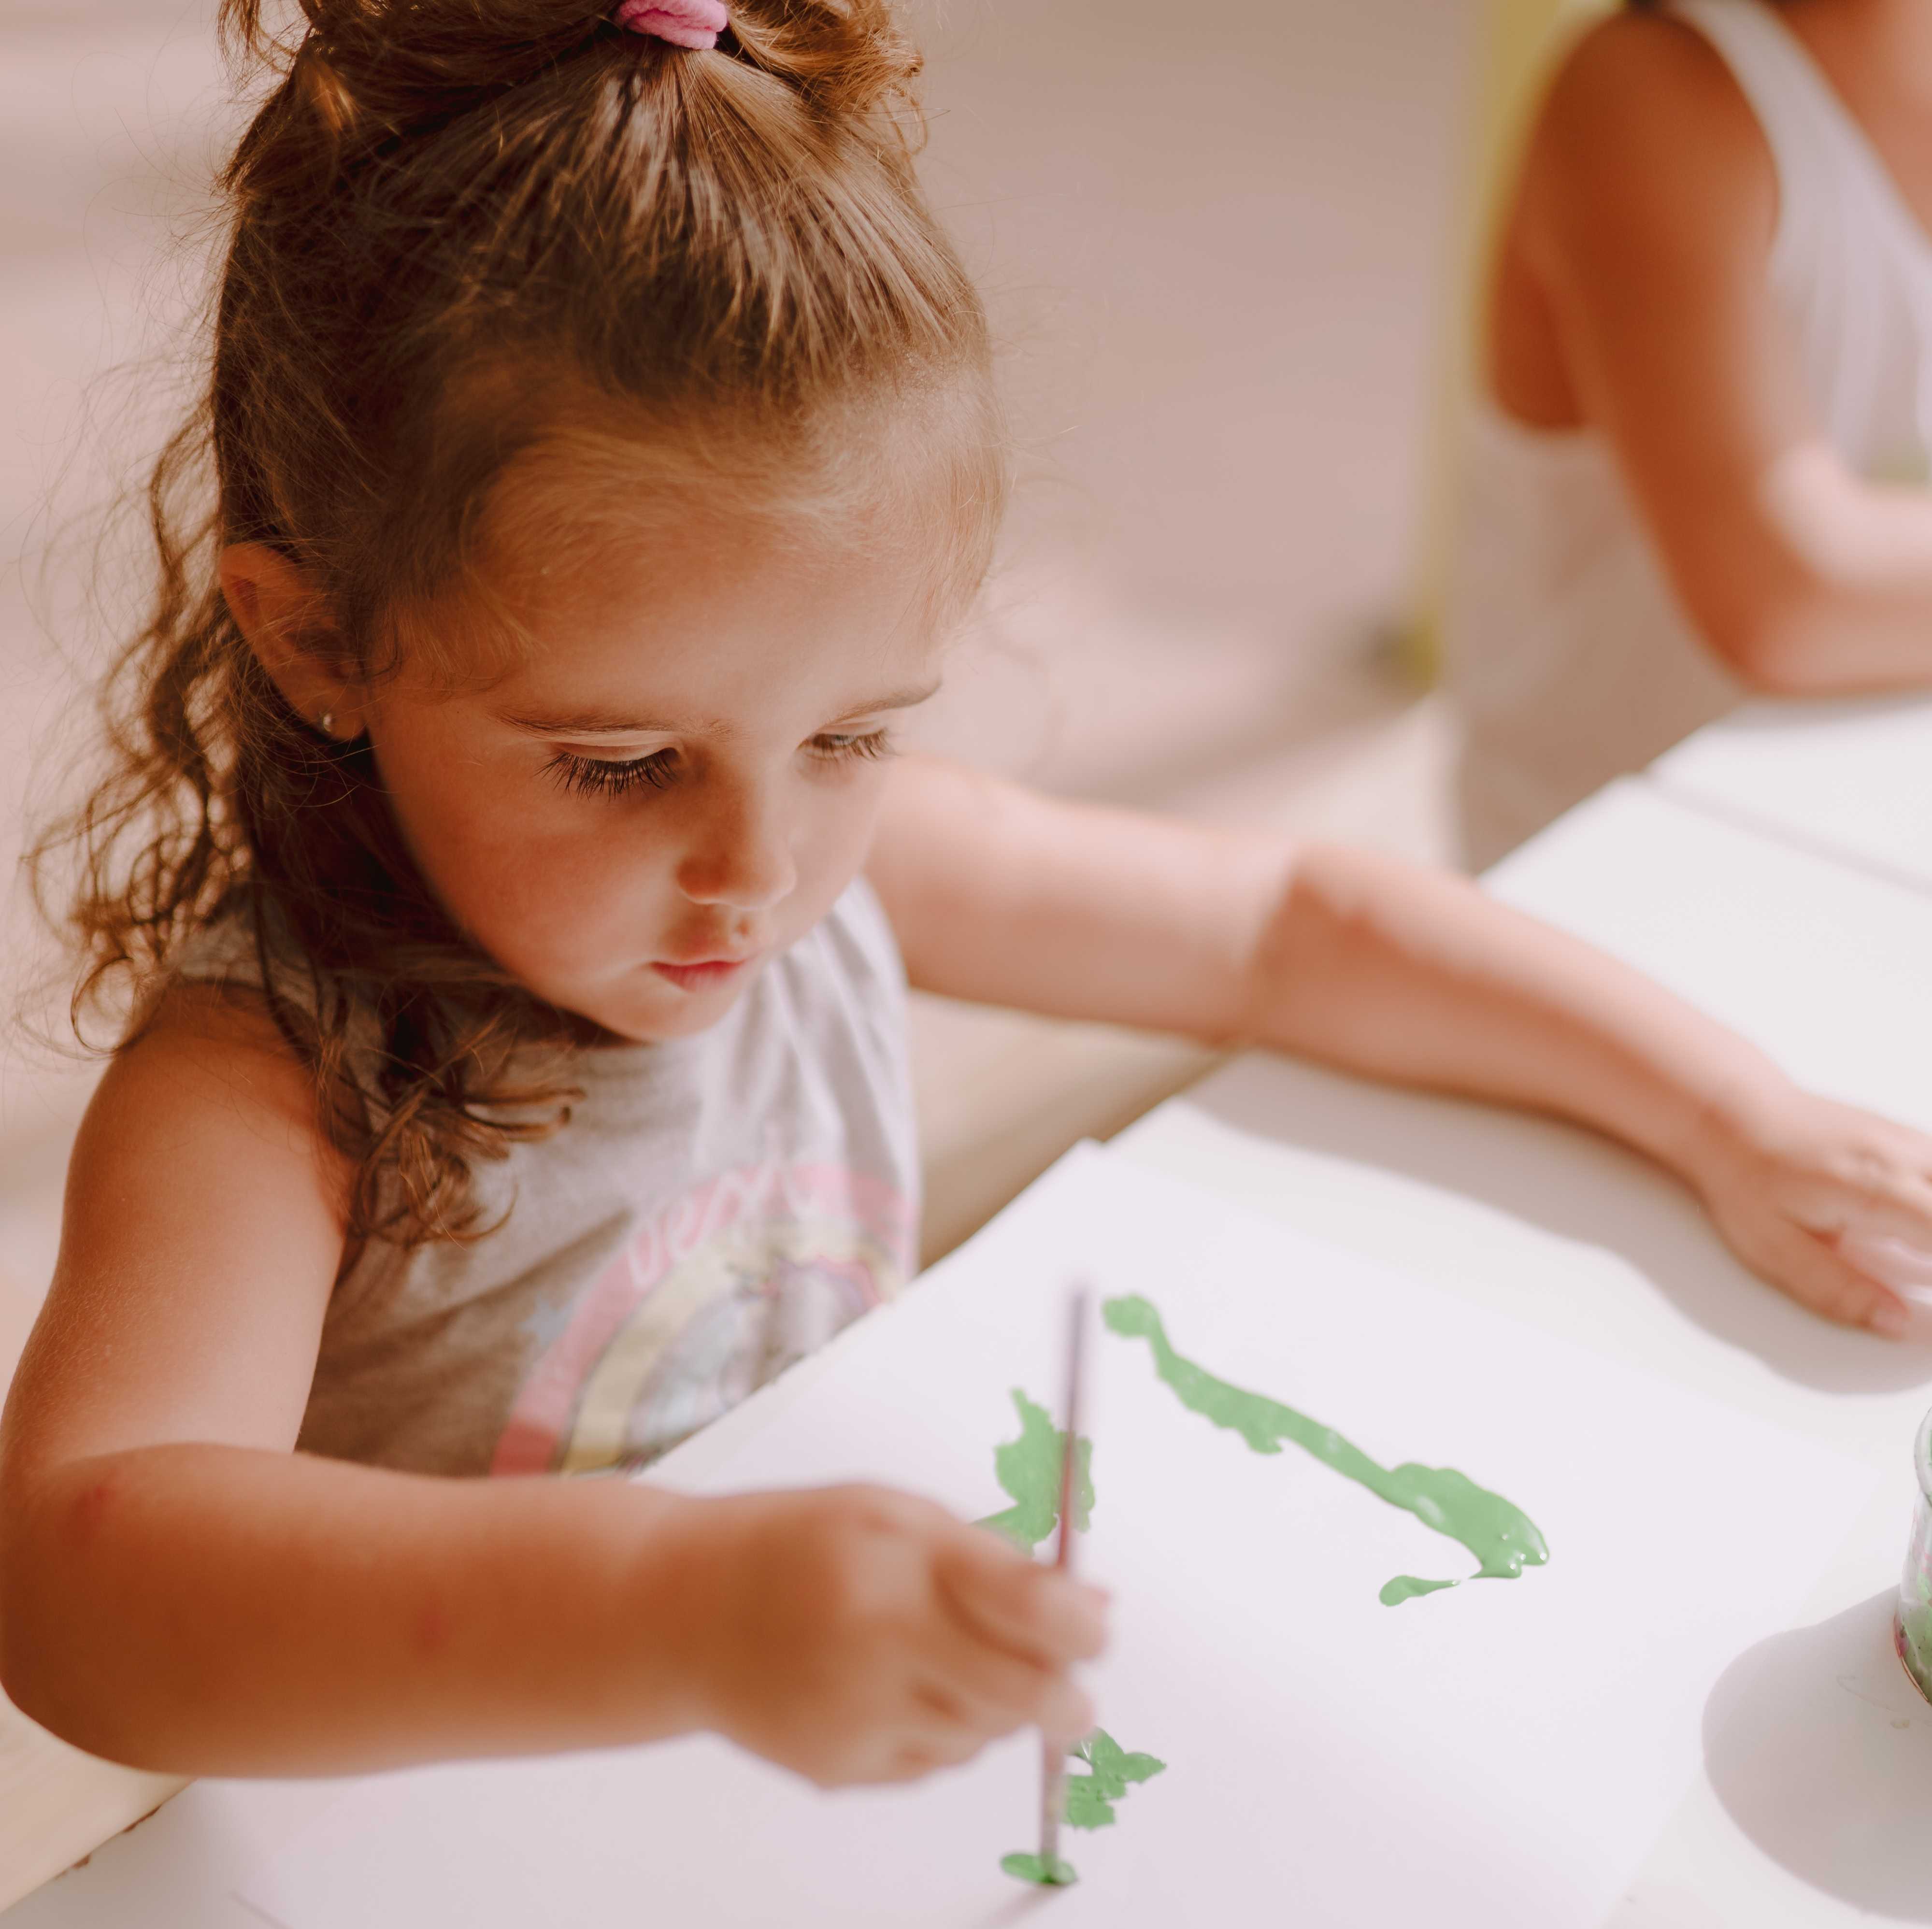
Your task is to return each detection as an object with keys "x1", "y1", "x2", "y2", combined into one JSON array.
[
  {"x1": 0, "y1": 1574, "x2": 88, "y2": 1754},
  {"x1": 1691, "y1": 586, "x2": 1832, "y2": 695},
  {"x1": 1702, "y1": 624, "x2": 1809, "y2": 695},
  {"x1": 0, "y1": 1614, "x2": 164, "y2": 1770},
  {"x1": 0, "y1": 1500, "x2": 148, "y2": 1767}
]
